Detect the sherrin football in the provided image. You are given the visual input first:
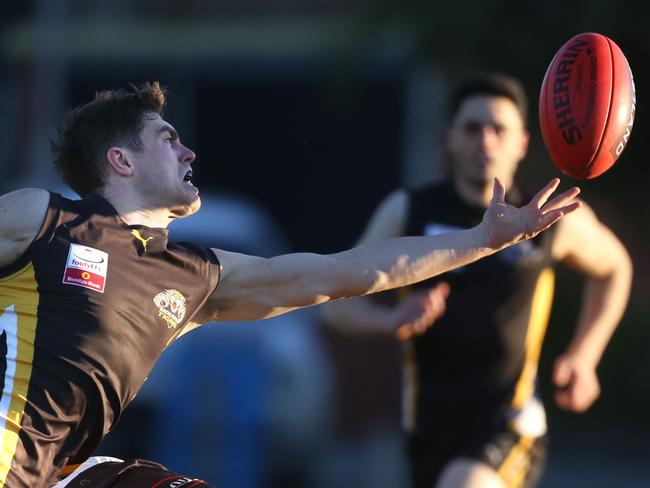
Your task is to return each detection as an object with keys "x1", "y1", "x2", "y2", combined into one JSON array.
[{"x1": 539, "y1": 32, "x2": 636, "y2": 179}]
